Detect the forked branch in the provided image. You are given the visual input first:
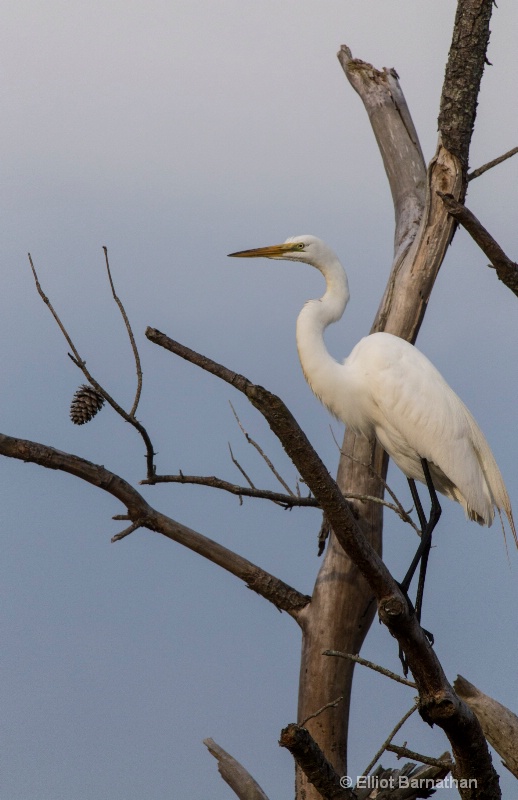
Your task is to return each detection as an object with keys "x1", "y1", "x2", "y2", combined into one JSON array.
[
  {"x1": 385, "y1": 744, "x2": 452, "y2": 771},
  {"x1": 142, "y1": 472, "x2": 318, "y2": 508},
  {"x1": 361, "y1": 705, "x2": 418, "y2": 777},
  {"x1": 229, "y1": 401, "x2": 296, "y2": 496},
  {"x1": 28, "y1": 252, "x2": 156, "y2": 478},
  {"x1": 0, "y1": 432, "x2": 310, "y2": 619},
  {"x1": 103, "y1": 246, "x2": 143, "y2": 417}
]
